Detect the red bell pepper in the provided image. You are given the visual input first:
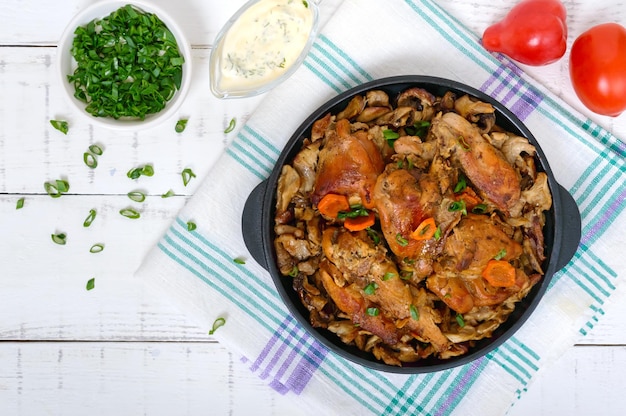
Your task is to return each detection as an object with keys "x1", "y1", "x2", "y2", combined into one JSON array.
[{"x1": 482, "y1": 0, "x2": 567, "y2": 66}]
